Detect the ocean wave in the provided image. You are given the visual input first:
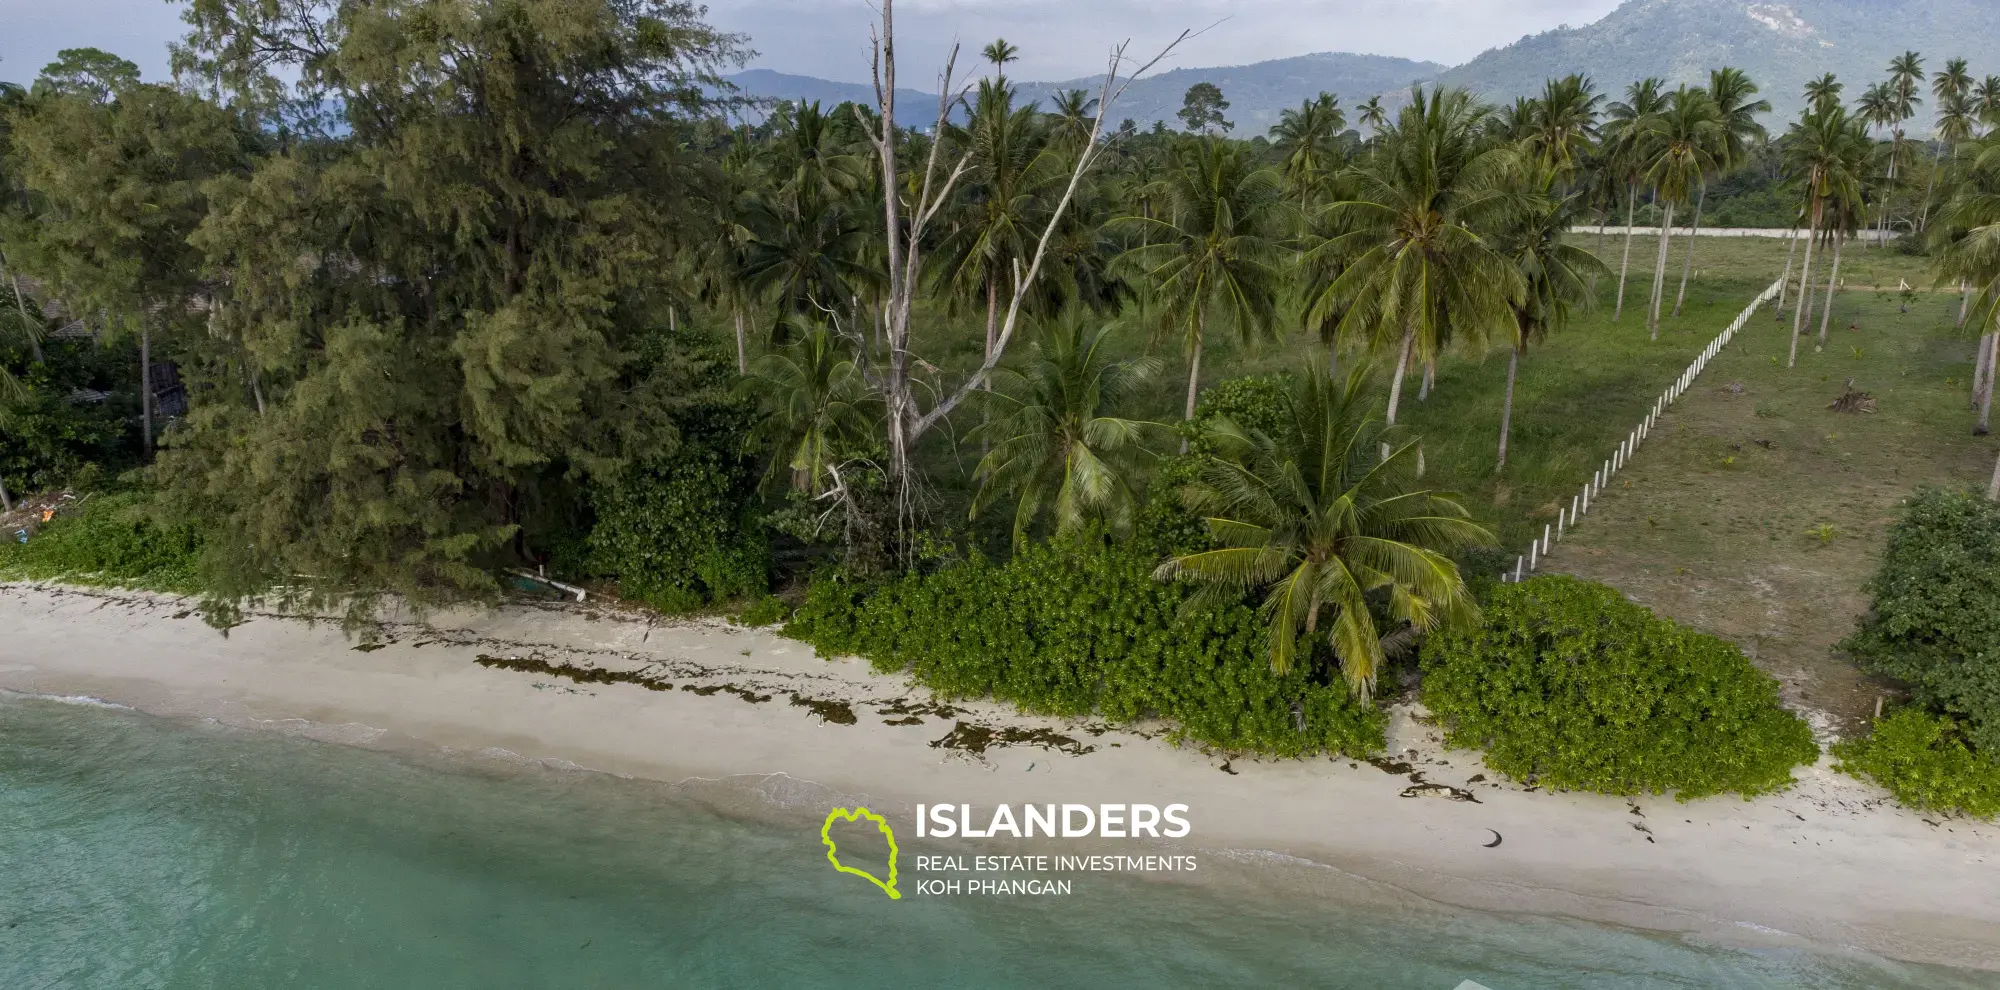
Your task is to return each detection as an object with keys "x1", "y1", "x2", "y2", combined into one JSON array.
[{"x1": 1, "y1": 689, "x2": 135, "y2": 710}]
